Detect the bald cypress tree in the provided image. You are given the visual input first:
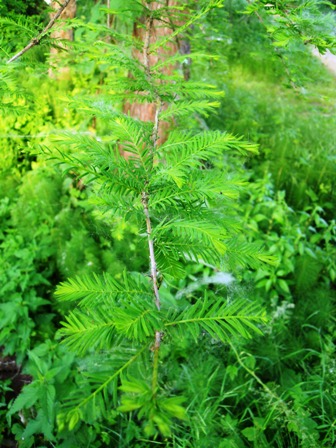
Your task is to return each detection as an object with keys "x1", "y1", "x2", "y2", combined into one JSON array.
[{"x1": 52, "y1": 0, "x2": 269, "y2": 436}]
